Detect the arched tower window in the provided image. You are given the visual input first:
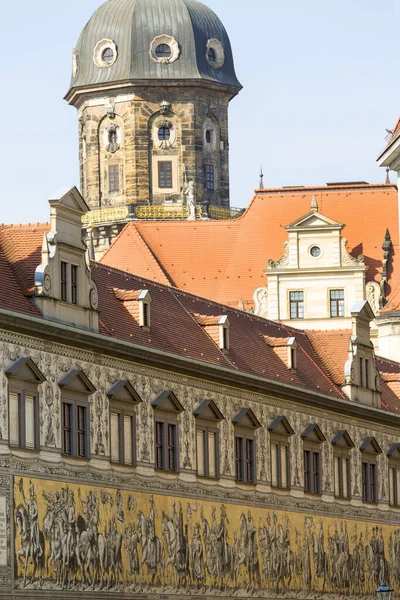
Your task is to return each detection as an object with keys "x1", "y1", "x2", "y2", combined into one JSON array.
[{"x1": 156, "y1": 44, "x2": 172, "y2": 58}]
